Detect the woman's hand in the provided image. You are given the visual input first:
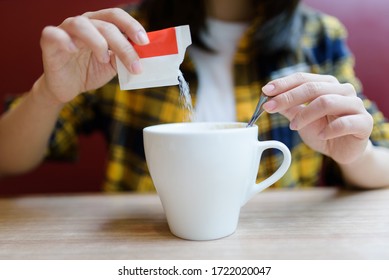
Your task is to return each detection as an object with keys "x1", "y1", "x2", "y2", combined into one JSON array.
[
  {"x1": 262, "y1": 72, "x2": 373, "y2": 165},
  {"x1": 38, "y1": 8, "x2": 149, "y2": 104}
]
